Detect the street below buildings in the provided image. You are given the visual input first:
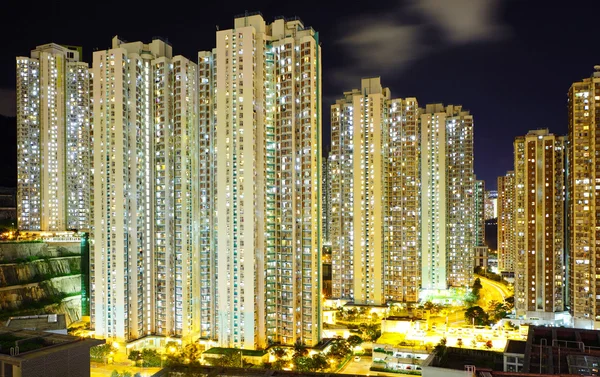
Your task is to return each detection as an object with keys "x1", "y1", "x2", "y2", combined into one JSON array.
[
  {"x1": 339, "y1": 355, "x2": 373, "y2": 375},
  {"x1": 477, "y1": 275, "x2": 511, "y2": 304}
]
